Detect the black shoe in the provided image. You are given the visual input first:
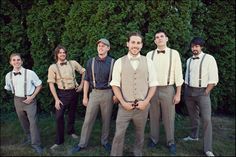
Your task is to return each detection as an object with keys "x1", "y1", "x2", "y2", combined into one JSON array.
[
  {"x1": 32, "y1": 145, "x2": 43, "y2": 155},
  {"x1": 168, "y1": 144, "x2": 176, "y2": 155},
  {"x1": 148, "y1": 139, "x2": 157, "y2": 148},
  {"x1": 69, "y1": 145, "x2": 82, "y2": 155},
  {"x1": 103, "y1": 143, "x2": 111, "y2": 152}
]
